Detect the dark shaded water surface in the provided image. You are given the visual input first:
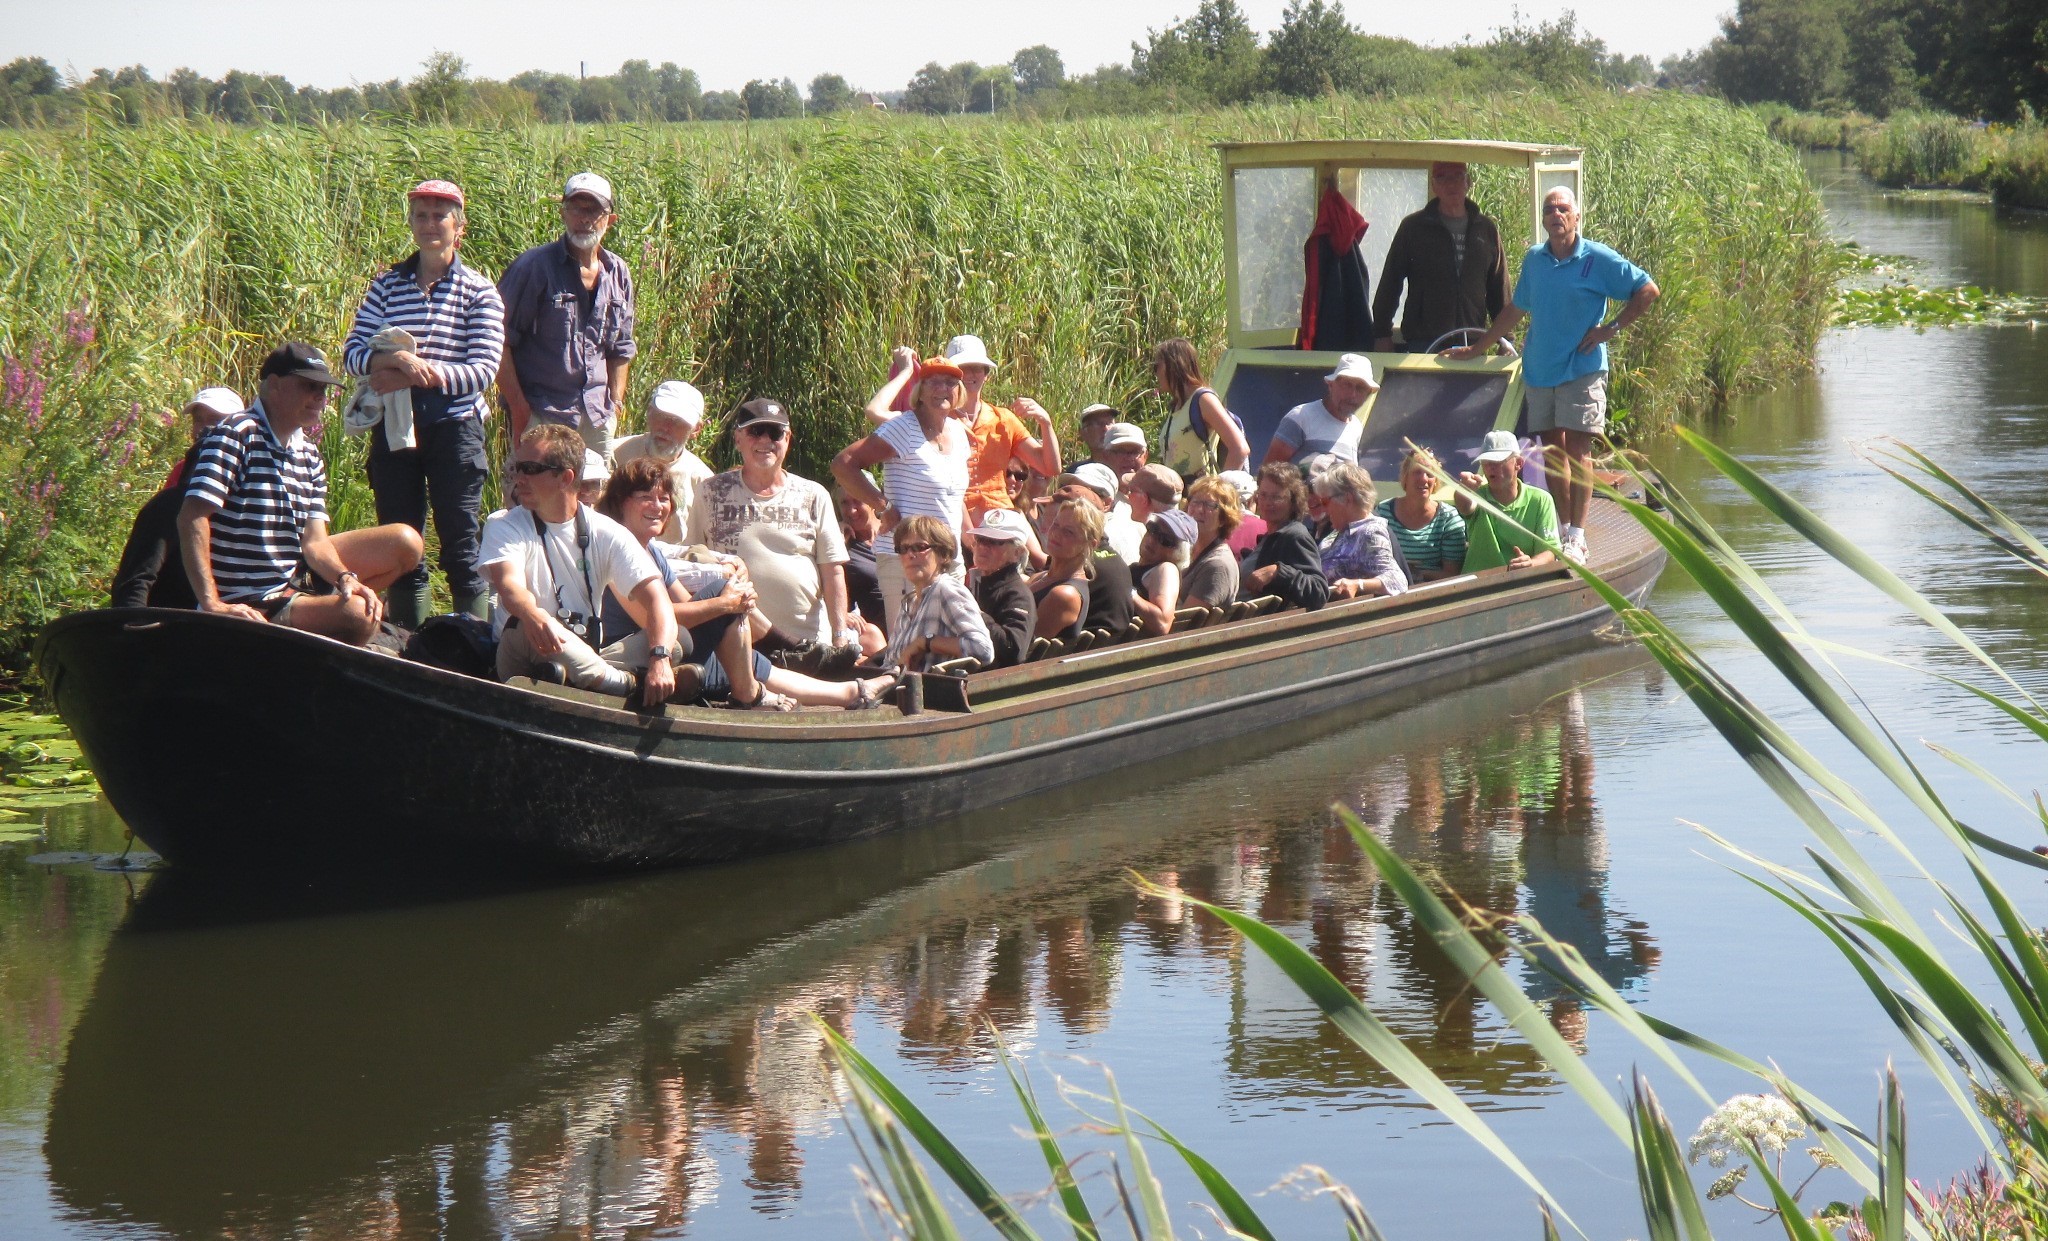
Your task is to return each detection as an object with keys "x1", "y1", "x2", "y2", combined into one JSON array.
[{"x1": 6, "y1": 152, "x2": 2048, "y2": 1238}]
